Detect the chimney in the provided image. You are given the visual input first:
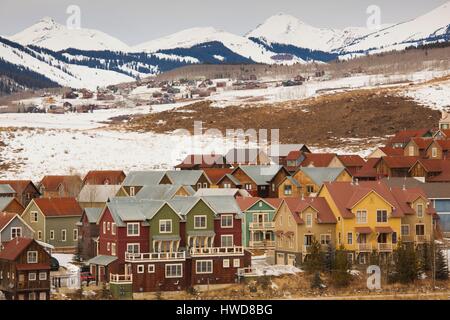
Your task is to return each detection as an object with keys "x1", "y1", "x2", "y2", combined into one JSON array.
[{"x1": 355, "y1": 178, "x2": 359, "y2": 185}]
